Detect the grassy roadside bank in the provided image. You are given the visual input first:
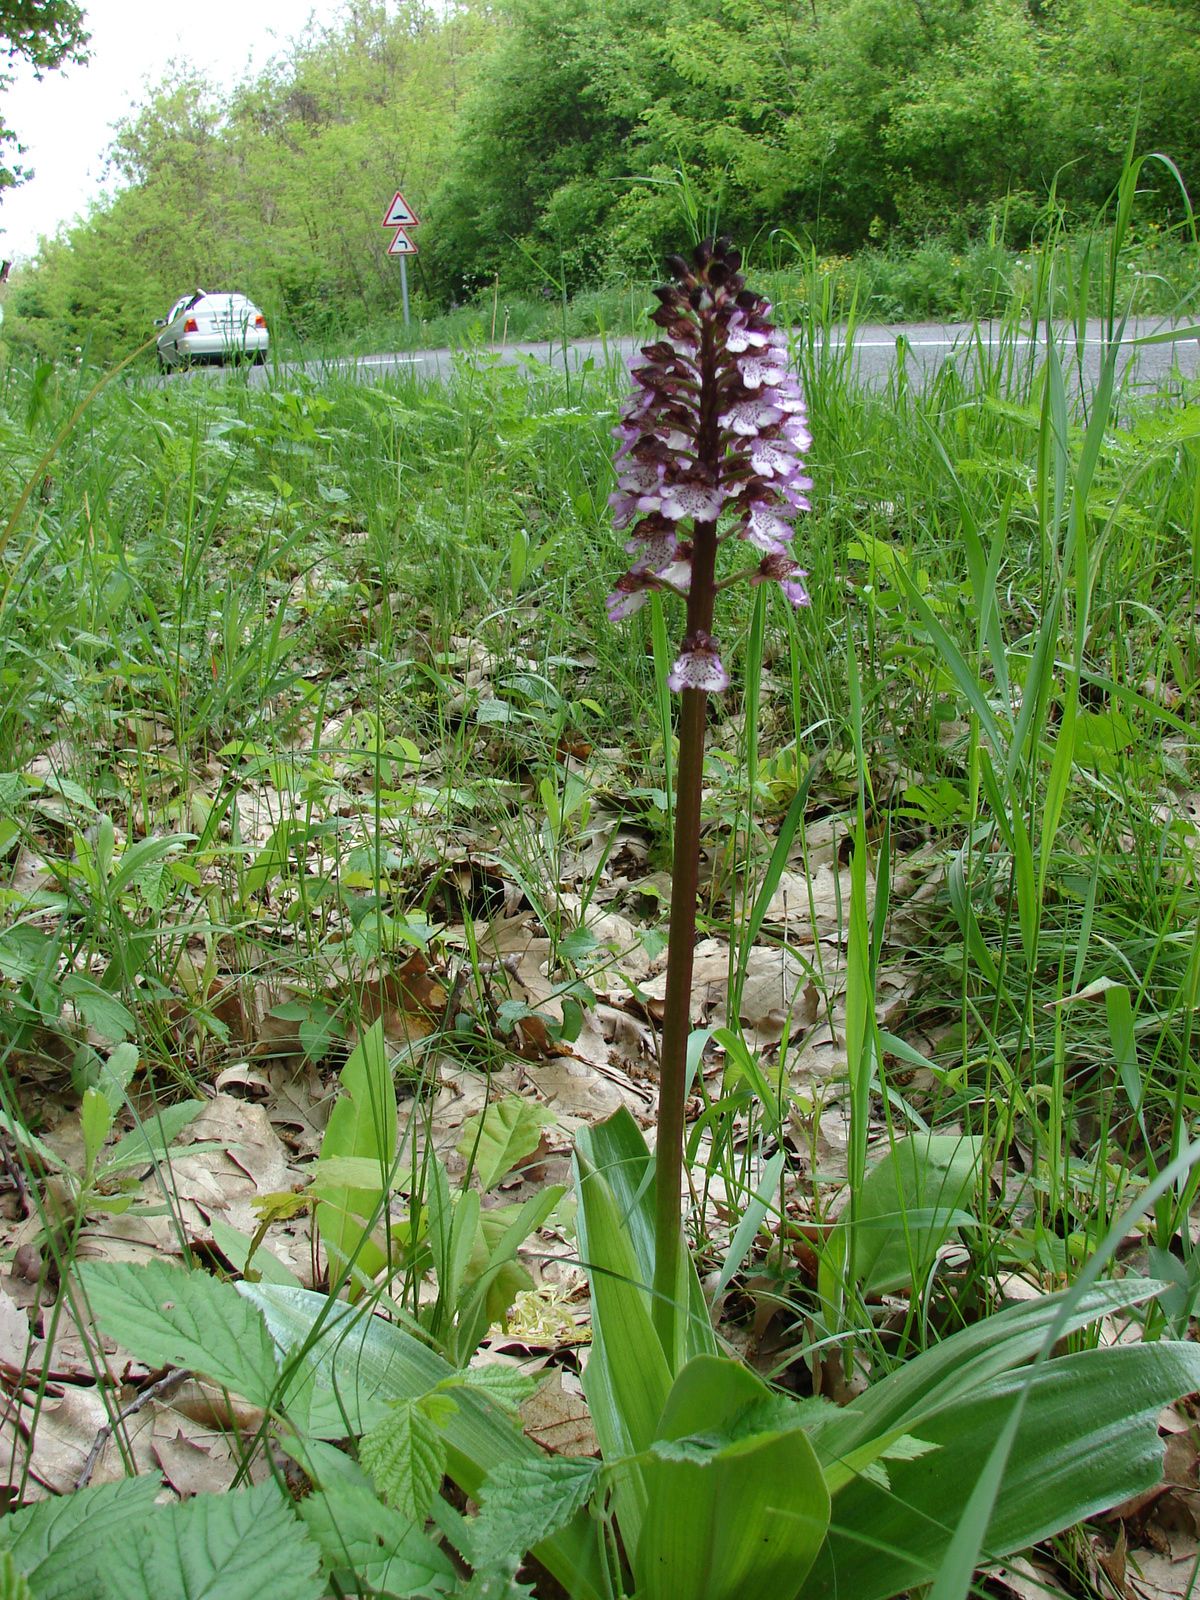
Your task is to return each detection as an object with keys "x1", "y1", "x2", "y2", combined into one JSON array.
[{"x1": 0, "y1": 232, "x2": 1197, "y2": 1586}]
